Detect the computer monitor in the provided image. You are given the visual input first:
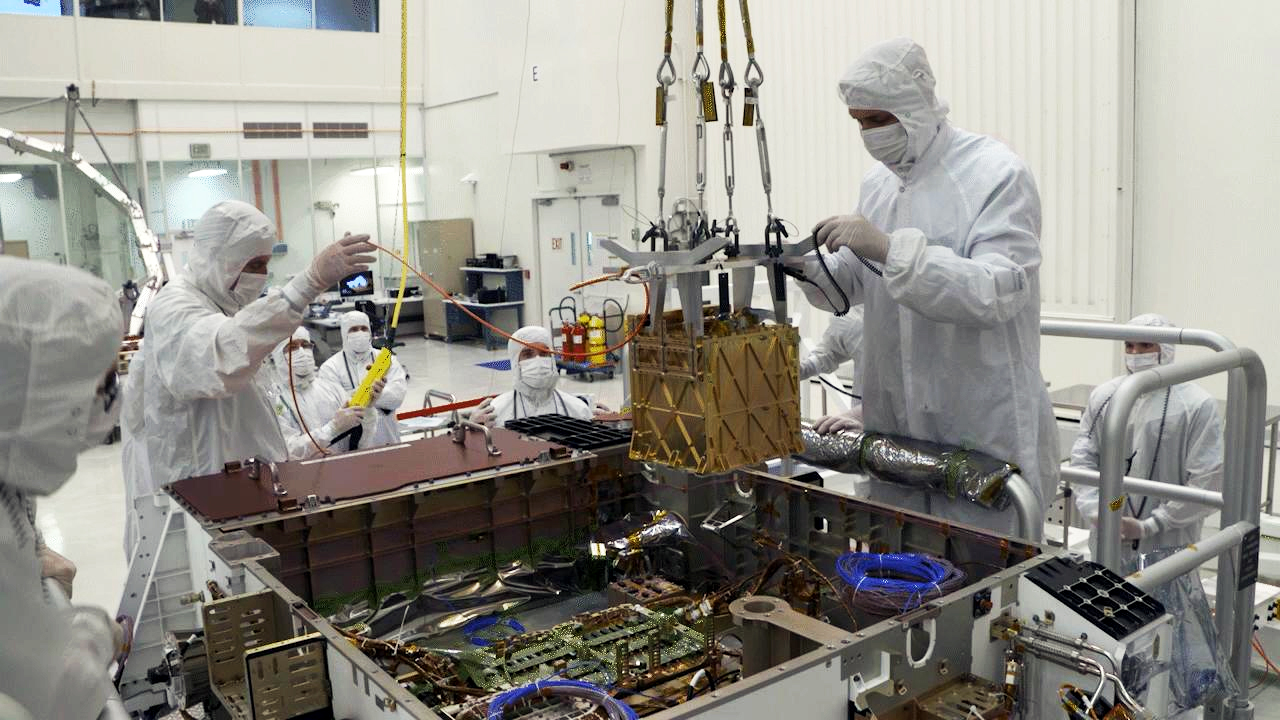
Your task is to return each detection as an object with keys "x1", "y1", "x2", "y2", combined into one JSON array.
[{"x1": 338, "y1": 270, "x2": 375, "y2": 298}]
